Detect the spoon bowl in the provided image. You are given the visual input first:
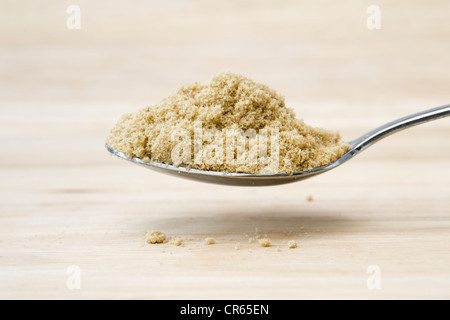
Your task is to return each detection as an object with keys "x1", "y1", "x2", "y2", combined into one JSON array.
[{"x1": 106, "y1": 104, "x2": 450, "y2": 186}]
